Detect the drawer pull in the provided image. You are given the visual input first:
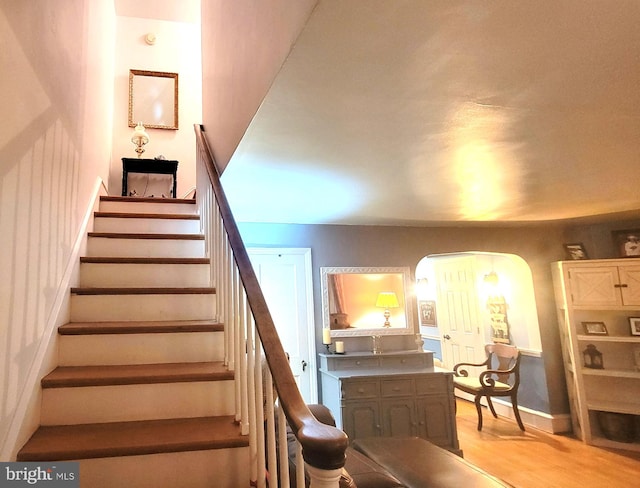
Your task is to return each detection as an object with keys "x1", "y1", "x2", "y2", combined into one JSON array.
[
  {"x1": 356, "y1": 361, "x2": 361, "y2": 365},
  {"x1": 358, "y1": 388, "x2": 365, "y2": 393},
  {"x1": 392, "y1": 387, "x2": 401, "y2": 391}
]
